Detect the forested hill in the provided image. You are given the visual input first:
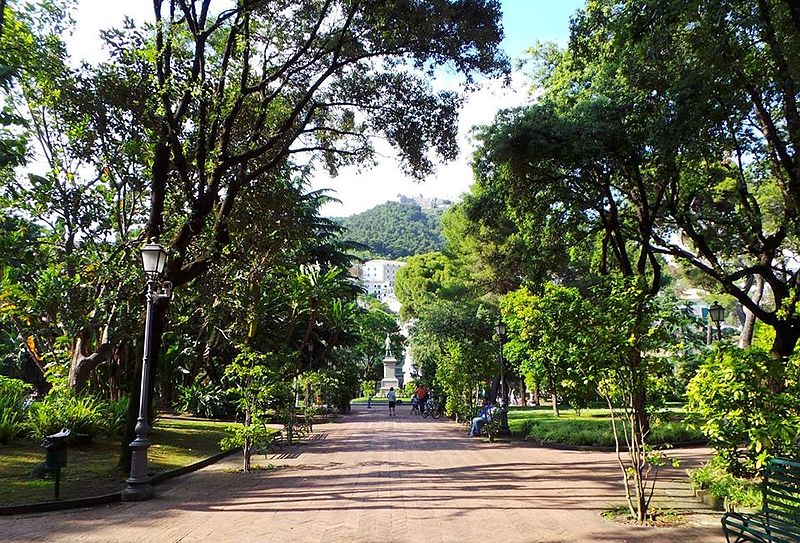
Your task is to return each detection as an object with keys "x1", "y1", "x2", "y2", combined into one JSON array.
[{"x1": 338, "y1": 201, "x2": 445, "y2": 259}]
